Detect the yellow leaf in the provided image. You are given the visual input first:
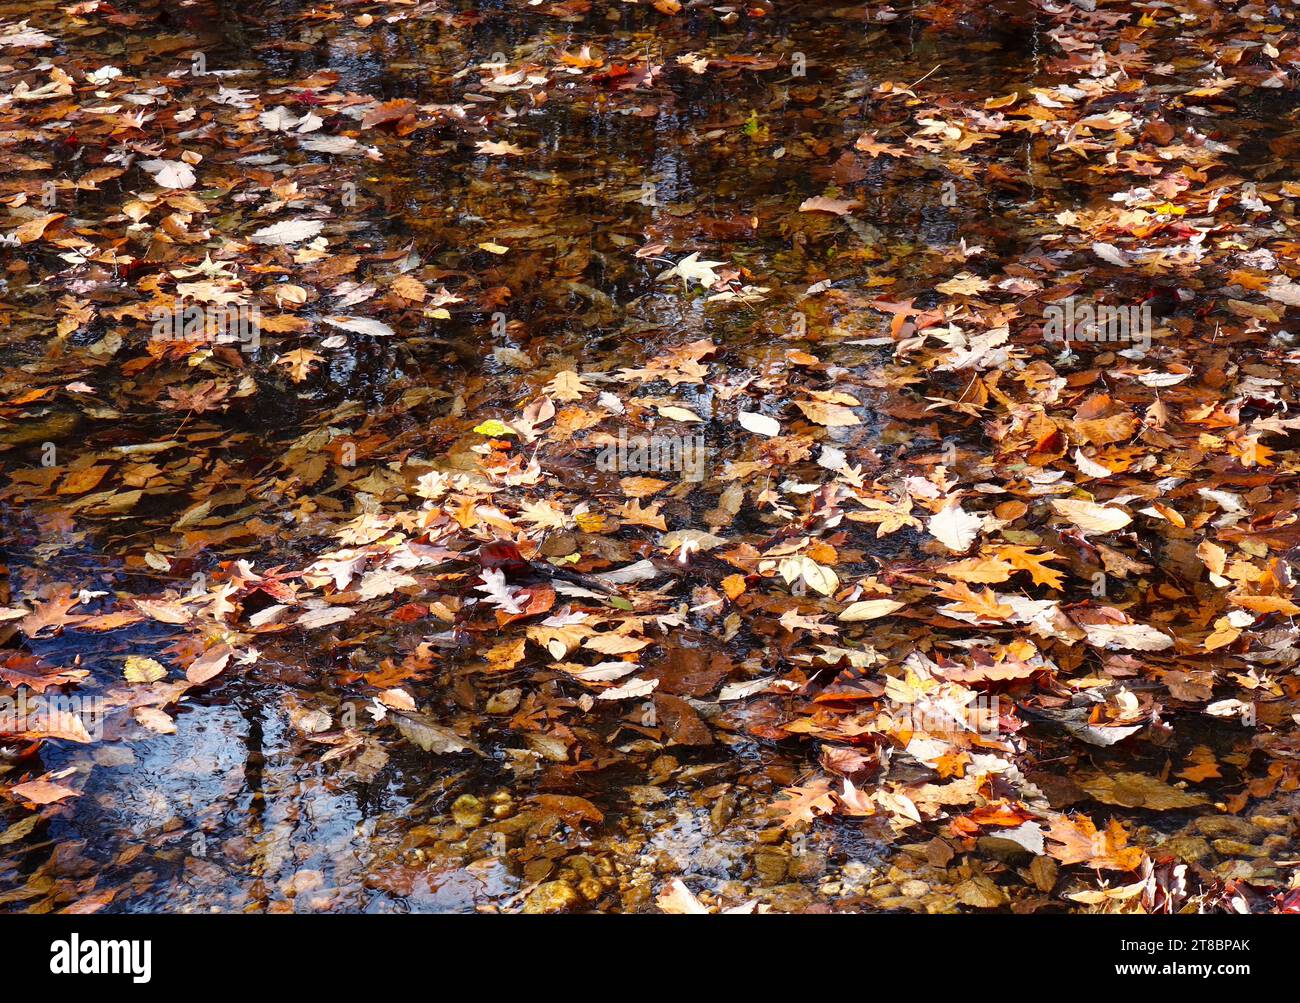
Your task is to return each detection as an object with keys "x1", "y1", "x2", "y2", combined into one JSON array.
[
  {"x1": 124, "y1": 655, "x2": 167, "y2": 684},
  {"x1": 473, "y1": 419, "x2": 515, "y2": 437}
]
